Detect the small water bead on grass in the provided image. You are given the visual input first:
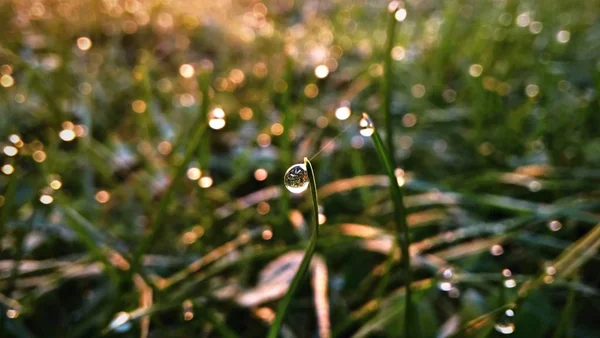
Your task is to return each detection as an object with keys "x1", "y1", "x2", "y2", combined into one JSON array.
[
  {"x1": 284, "y1": 163, "x2": 309, "y2": 194},
  {"x1": 437, "y1": 267, "x2": 456, "y2": 292},
  {"x1": 494, "y1": 307, "x2": 516, "y2": 334},
  {"x1": 359, "y1": 113, "x2": 375, "y2": 137},
  {"x1": 502, "y1": 268, "x2": 517, "y2": 288}
]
